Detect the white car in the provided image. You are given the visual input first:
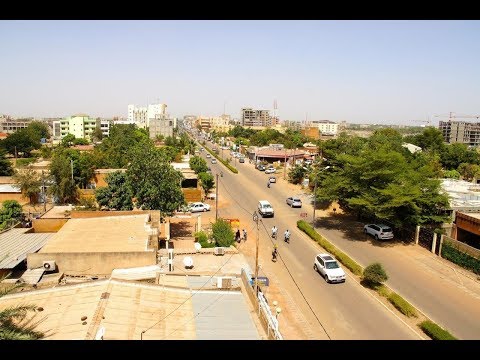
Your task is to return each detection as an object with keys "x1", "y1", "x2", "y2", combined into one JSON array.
[
  {"x1": 364, "y1": 224, "x2": 394, "y2": 240},
  {"x1": 189, "y1": 202, "x2": 211, "y2": 213},
  {"x1": 265, "y1": 168, "x2": 276, "y2": 174},
  {"x1": 286, "y1": 197, "x2": 302, "y2": 208},
  {"x1": 314, "y1": 254, "x2": 346, "y2": 283},
  {"x1": 269, "y1": 176, "x2": 276, "y2": 183},
  {"x1": 206, "y1": 154, "x2": 211, "y2": 158},
  {"x1": 211, "y1": 159, "x2": 217, "y2": 164}
]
